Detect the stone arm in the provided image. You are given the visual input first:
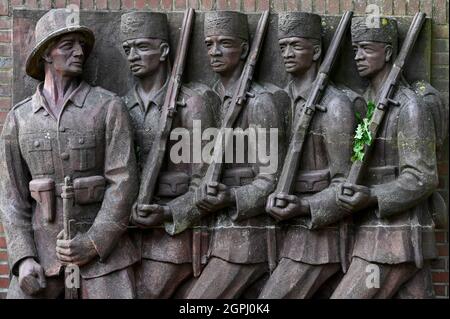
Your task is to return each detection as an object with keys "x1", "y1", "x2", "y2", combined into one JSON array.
[
  {"x1": 86, "y1": 97, "x2": 138, "y2": 260},
  {"x1": 0, "y1": 111, "x2": 36, "y2": 275}
]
